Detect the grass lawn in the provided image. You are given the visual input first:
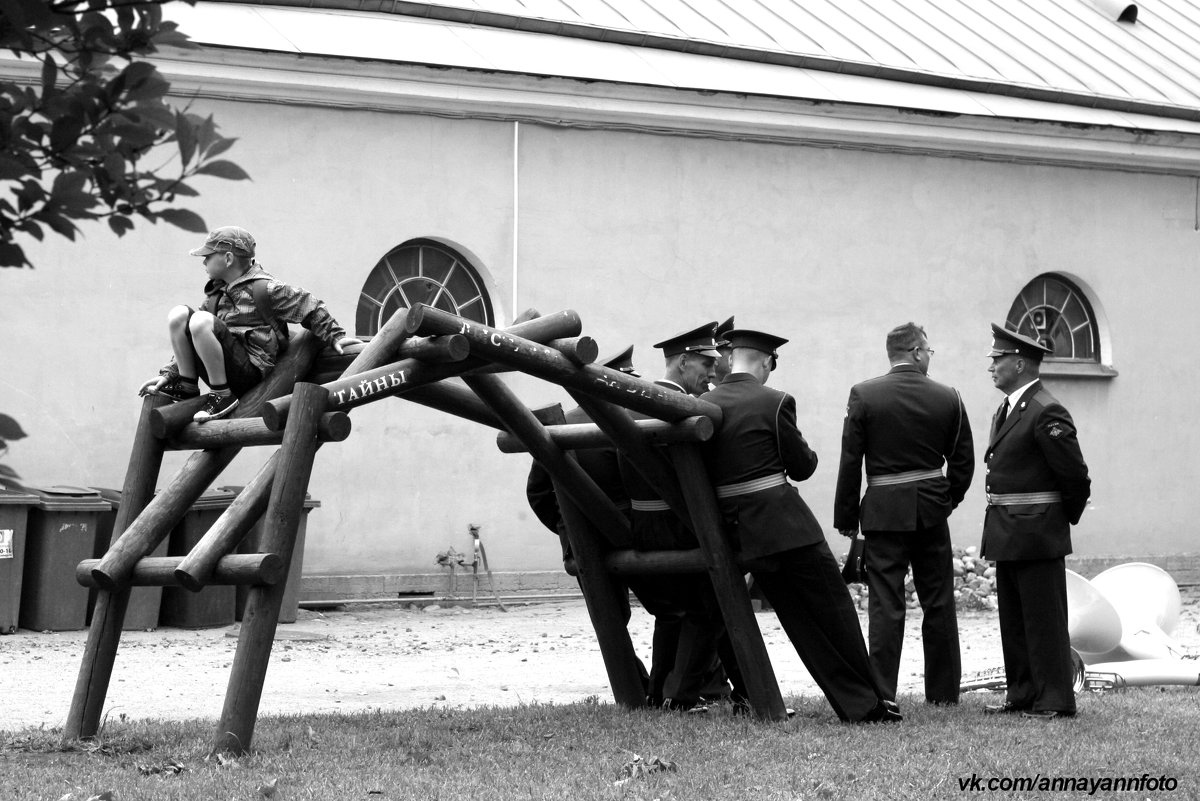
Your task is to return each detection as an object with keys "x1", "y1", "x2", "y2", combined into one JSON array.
[{"x1": 2, "y1": 688, "x2": 1196, "y2": 800}]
